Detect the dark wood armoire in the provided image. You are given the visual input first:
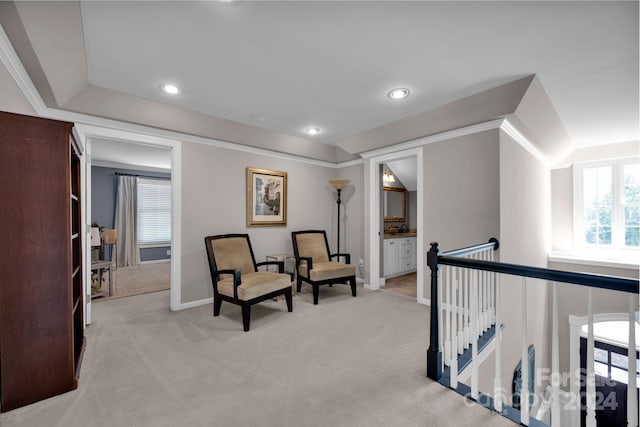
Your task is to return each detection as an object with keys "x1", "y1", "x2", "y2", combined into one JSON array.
[{"x1": 0, "y1": 111, "x2": 84, "y2": 412}]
